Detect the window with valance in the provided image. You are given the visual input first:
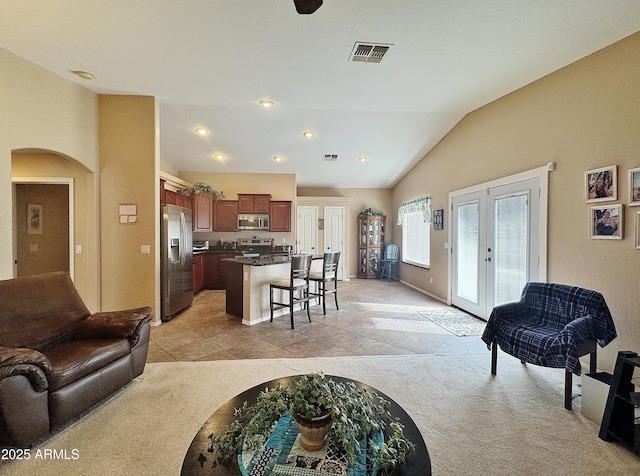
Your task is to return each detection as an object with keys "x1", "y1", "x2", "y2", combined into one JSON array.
[{"x1": 397, "y1": 196, "x2": 432, "y2": 225}]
